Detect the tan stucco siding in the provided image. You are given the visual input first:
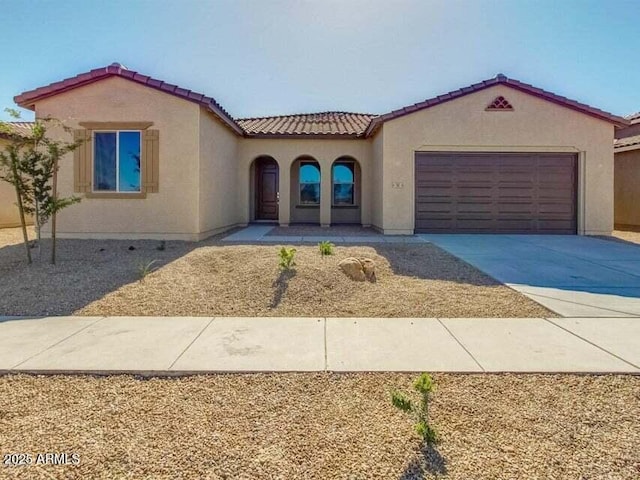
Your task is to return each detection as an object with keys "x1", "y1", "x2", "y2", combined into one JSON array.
[
  {"x1": 198, "y1": 109, "x2": 240, "y2": 236},
  {"x1": 237, "y1": 138, "x2": 372, "y2": 226},
  {"x1": 370, "y1": 130, "x2": 384, "y2": 230},
  {"x1": 614, "y1": 149, "x2": 640, "y2": 227},
  {"x1": 0, "y1": 181, "x2": 20, "y2": 228},
  {"x1": 0, "y1": 138, "x2": 33, "y2": 228},
  {"x1": 0, "y1": 138, "x2": 19, "y2": 228},
  {"x1": 33, "y1": 77, "x2": 201, "y2": 240},
  {"x1": 380, "y1": 85, "x2": 615, "y2": 235}
]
